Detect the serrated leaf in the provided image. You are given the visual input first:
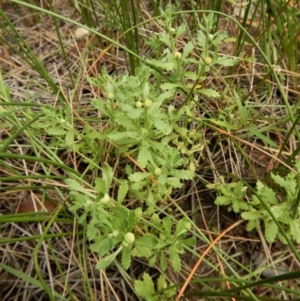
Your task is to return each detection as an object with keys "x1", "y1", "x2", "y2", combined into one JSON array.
[
  {"x1": 182, "y1": 41, "x2": 194, "y2": 59},
  {"x1": 157, "y1": 274, "x2": 166, "y2": 291},
  {"x1": 154, "y1": 119, "x2": 172, "y2": 135},
  {"x1": 96, "y1": 250, "x2": 120, "y2": 270},
  {"x1": 257, "y1": 185, "x2": 278, "y2": 206},
  {"x1": 166, "y1": 177, "x2": 182, "y2": 188},
  {"x1": 264, "y1": 220, "x2": 278, "y2": 243},
  {"x1": 196, "y1": 30, "x2": 206, "y2": 45},
  {"x1": 159, "y1": 32, "x2": 173, "y2": 49},
  {"x1": 199, "y1": 88, "x2": 220, "y2": 98},
  {"x1": 149, "y1": 253, "x2": 157, "y2": 267},
  {"x1": 111, "y1": 206, "x2": 130, "y2": 231},
  {"x1": 241, "y1": 211, "x2": 262, "y2": 220},
  {"x1": 270, "y1": 204, "x2": 286, "y2": 219},
  {"x1": 91, "y1": 99, "x2": 111, "y2": 117},
  {"x1": 171, "y1": 169, "x2": 194, "y2": 180},
  {"x1": 65, "y1": 179, "x2": 94, "y2": 198},
  {"x1": 107, "y1": 131, "x2": 140, "y2": 144},
  {"x1": 169, "y1": 245, "x2": 181, "y2": 272},
  {"x1": 134, "y1": 273, "x2": 155, "y2": 300},
  {"x1": 157, "y1": 89, "x2": 175, "y2": 102},
  {"x1": 102, "y1": 163, "x2": 113, "y2": 194},
  {"x1": 86, "y1": 218, "x2": 98, "y2": 240},
  {"x1": 65, "y1": 131, "x2": 73, "y2": 146},
  {"x1": 117, "y1": 180, "x2": 128, "y2": 204},
  {"x1": 121, "y1": 246, "x2": 131, "y2": 270},
  {"x1": 135, "y1": 234, "x2": 158, "y2": 258},
  {"x1": 90, "y1": 237, "x2": 114, "y2": 256},
  {"x1": 271, "y1": 173, "x2": 296, "y2": 195},
  {"x1": 182, "y1": 238, "x2": 196, "y2": 247},
  {"x1": 246, "y1": 220, "x2": 257, "y2": 231},
  {"x1": 149, "y1": 59, "x2": 175, "y2": 71},
  {"x1": 160, "y1": 83, "x2": 182, "y2": 90},
  {"x1": 289, "y1": 218, "x2": 300, "y2": 243},
  {"x1": 215, "y1": 196, "x2": 231, "y2": 206},
  {"x1": 160, "y1": 252, "x2": 167, "y2": 271},
  {"x1": 215, "y1": 56, "x2": 237, "y2": 66},
  {"x1": 138, "y1": 142, "x2": 151, "y2": 168},
  {"x1": 232, "y1": 199, "x2": 248, "y2": 213},
  {"x1": 129, "y1": 172, "x2": 150, "y2": 182},
  {"x1": 184, "y1": 71, "x2": 198, "y2": 80},
  {"x1": 47, "y1": 127, "x2": 68, "y2": 135},
  {"x1": 175, "y1": 217, "x2": 189, "y2": 236},
  {"x1": 162, "y1": 217, "x2": 172, "y2": 233}
]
